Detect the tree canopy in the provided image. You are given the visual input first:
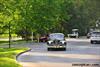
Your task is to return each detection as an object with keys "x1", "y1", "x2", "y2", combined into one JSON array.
[{"x1": 0, "y1": 0, "x2": 100, "y2": 37}]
